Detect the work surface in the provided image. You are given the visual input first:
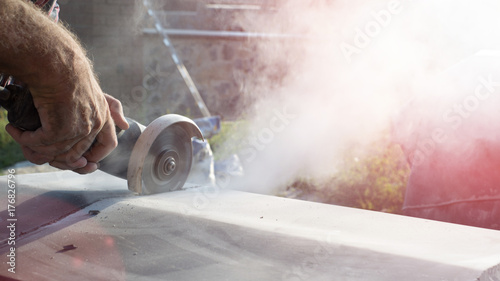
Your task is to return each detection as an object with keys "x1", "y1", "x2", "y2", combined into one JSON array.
[{"x1": 0, "y1": 171, "x2": 499, "y2": 281}]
